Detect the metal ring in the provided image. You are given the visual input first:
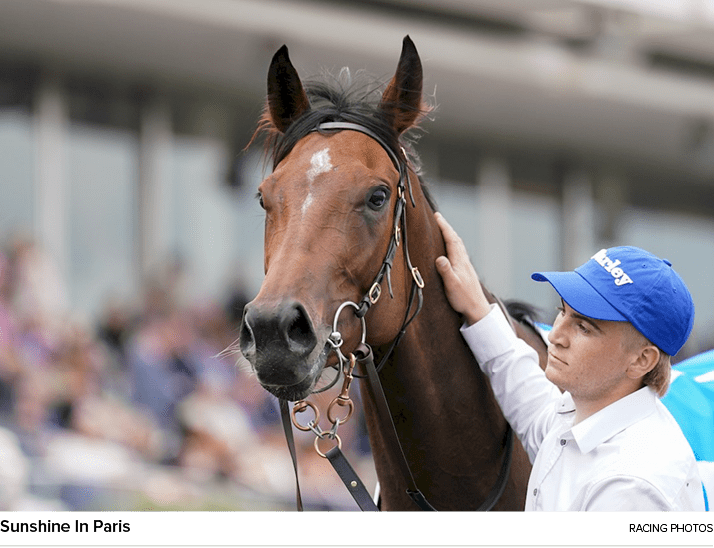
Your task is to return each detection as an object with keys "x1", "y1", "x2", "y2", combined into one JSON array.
[
  {"x1": 314, "y1": 433, "x2": 342, "y2": 458},
  {"x1": 290, "y1": 400, "x2": 320, "y2": 432},
  {"x1": 331, "y1": 301, "x2": 367, "y2": 363},
  {"x1": 327, "y1": 397, "x2": 355, "y2": 426}
]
